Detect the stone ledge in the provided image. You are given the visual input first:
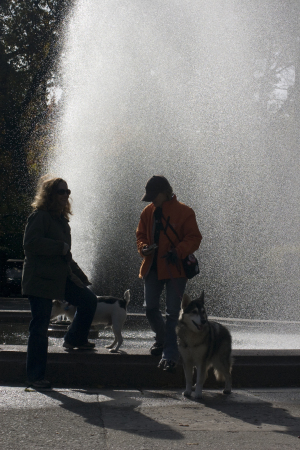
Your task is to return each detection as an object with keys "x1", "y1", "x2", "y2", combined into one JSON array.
[{"x1": 0, "y1": 346, "x2": 300, "y2": 389}]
